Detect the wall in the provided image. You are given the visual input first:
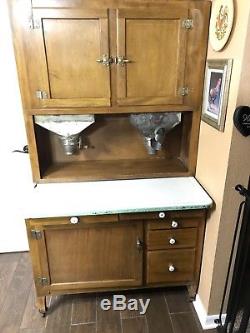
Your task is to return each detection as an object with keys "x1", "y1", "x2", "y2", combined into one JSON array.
[
  {"x1": 196, "y1": 0, "x2": 250, "y2": 315},
  {"x1": 207, "y1": 12, "x2": 250, "y2": 314}
]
